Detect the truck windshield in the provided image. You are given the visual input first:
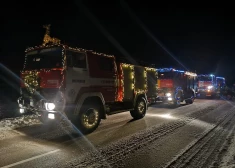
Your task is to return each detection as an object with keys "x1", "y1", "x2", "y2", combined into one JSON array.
[
  {"x1": 198, "y1": 76, "x2": 212, "y2": 81},
  {"x1": 216, "y1": 78, "x2": 225, "y2": 86},
  {"x1": 158, "y1": 72, "x2": 183, "y2": 79},
  {"x1": 24, "y1": 47, "x2": 63, "y2": 70},
  {"x1": 158, "y1": 72, "x2": 173, "y2": 79}
]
